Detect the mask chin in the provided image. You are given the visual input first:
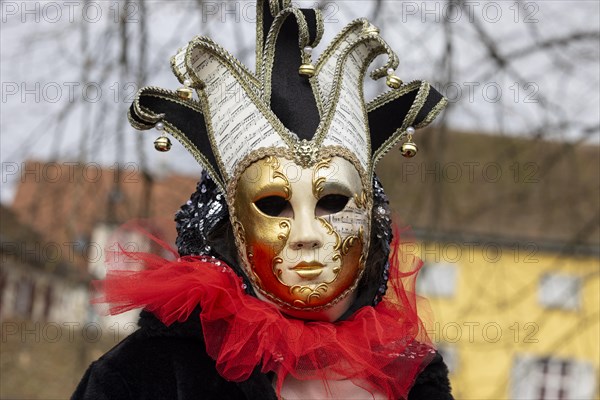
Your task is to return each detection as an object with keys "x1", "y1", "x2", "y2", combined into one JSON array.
[
  {"x1": 255, "y1": 288, "x2": 358, "y2": 322},
  {"x1": 231, "y1": 153, "x2": 372, "y2": 312}
]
